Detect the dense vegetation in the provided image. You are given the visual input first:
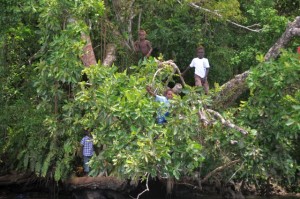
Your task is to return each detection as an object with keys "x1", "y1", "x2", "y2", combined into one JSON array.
[{"x1": 1, "y1": 0, "x2": 299, "y2": 193}]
